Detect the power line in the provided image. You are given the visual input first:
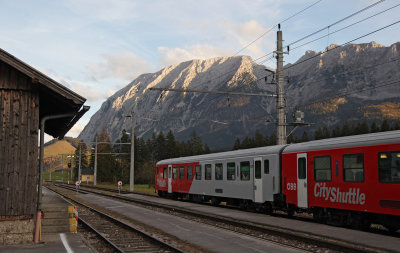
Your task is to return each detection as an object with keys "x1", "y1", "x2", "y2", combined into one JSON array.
[
  {"x1": 253, "y1": 0, "x2": 387, "y2": 65},
  {"x1": 296, "y1": 79, "x2": 400, "y2": 110},
  {"x1": 233, "y1": 0, "x2": 324, "y2": 56},
  {"x1": 282, "y1": 20, "x2": 400, "y2": 72},
  {"x1": 288, "y1": 57, "x2": 400, "y2": 93},
  {"x1": 290, "y1": 3, "x2": 400, "y2": 52},
  {"x1": 287, "y1": 0, "x2": 386, "y2": 47}
]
